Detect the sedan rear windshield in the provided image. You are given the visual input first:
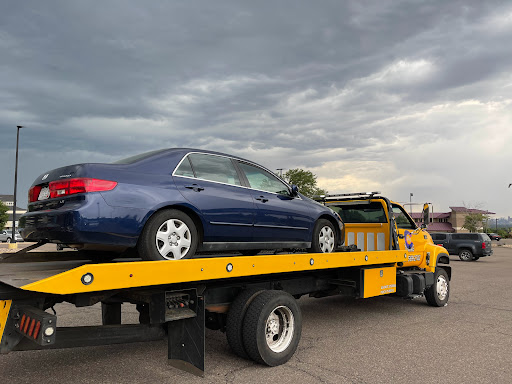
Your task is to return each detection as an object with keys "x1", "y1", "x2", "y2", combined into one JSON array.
[{"x1": 113, "y1": 149, "x2": 168, "y2": 164}]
